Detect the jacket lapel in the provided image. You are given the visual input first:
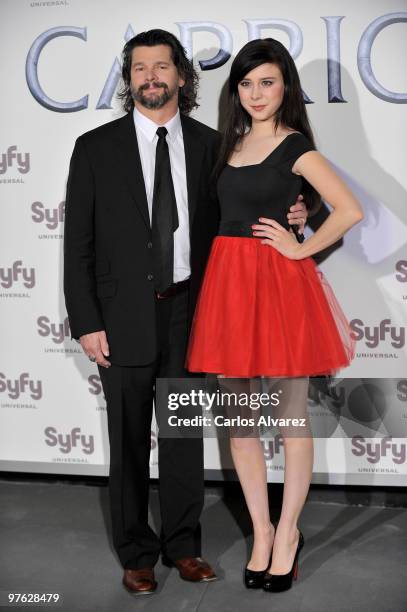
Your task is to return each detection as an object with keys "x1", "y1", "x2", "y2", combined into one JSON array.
[
  {"x1": 112, "y1": 112, "x2": 206, "y2": 231},
  {"x1": 113, "y1": 112, "x2": 150, "y2": 229},
  {"x1": 180, "y1": 114, "x2": 206, "y2": 229}
]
